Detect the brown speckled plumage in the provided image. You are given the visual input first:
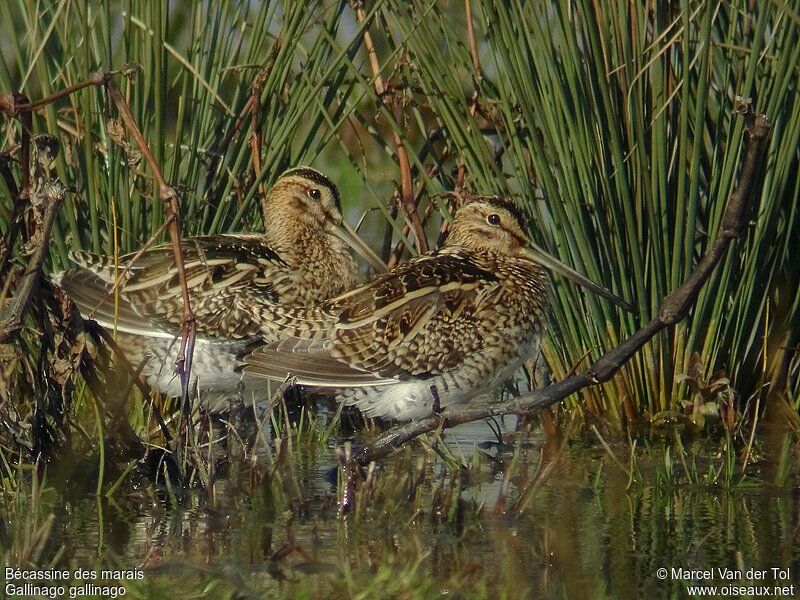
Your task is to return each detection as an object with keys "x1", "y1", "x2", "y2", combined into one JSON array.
[
  {"x1": 56, "y1": 167, "x2": 373, "y2": 403},
  {"x1": 243, "y1": 197, "x2": 551, "y2": 420}
]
